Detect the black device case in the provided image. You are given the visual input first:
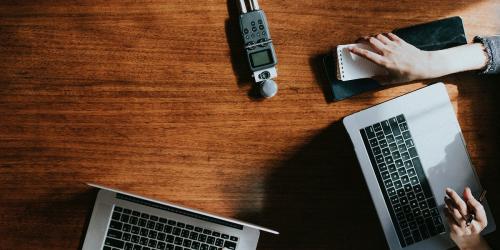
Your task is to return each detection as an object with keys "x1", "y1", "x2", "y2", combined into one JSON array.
[{"x1": 323, "y1": 16, "x2": 467, "y2": 101}]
